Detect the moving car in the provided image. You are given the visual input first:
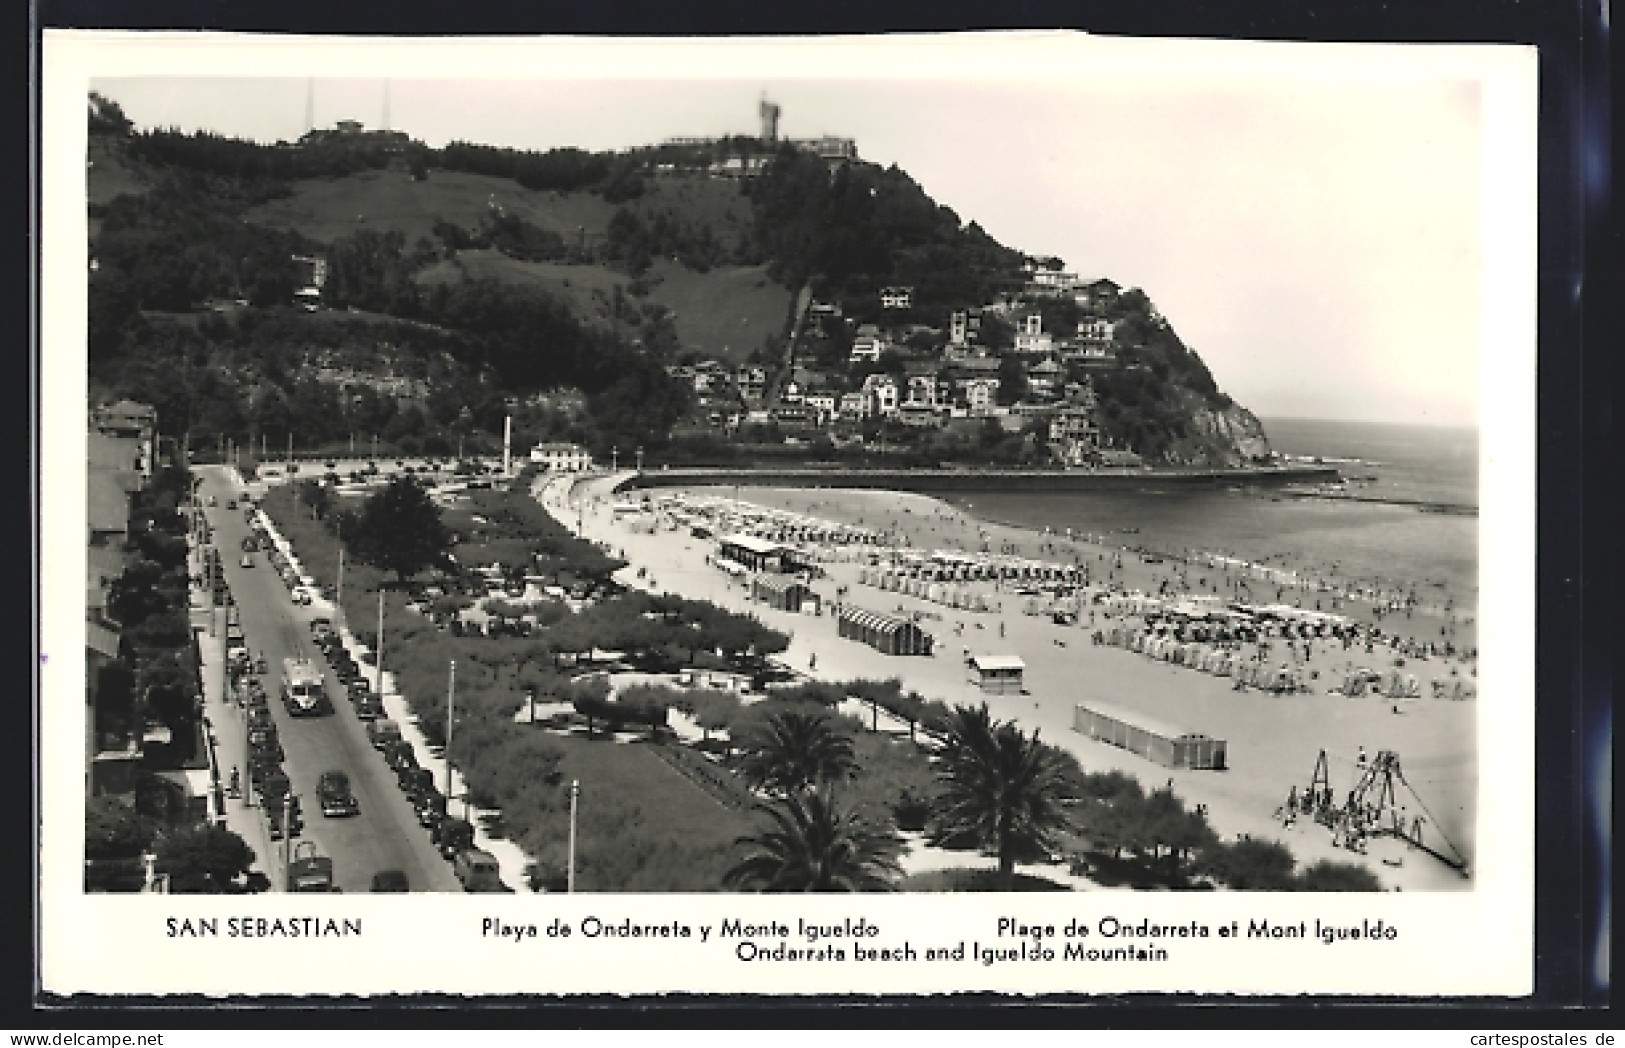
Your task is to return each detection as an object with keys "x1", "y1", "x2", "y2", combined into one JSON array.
[
  {"x1": 370, "y1": 869, "x2": 409, "y2": 893},
  {"x1": 239, "y1": 553, "x2": 254, "y2": 569},
  {"x1": 317, "y1": 770, "x2": 360, "y2": 818}
]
